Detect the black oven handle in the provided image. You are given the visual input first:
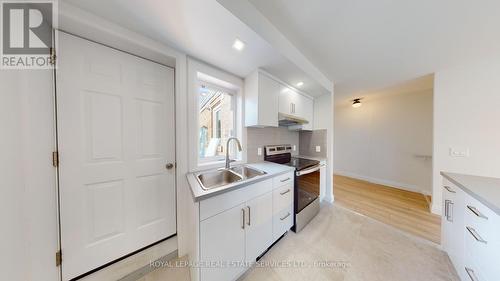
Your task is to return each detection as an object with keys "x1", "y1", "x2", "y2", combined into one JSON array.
[{"x1": 296, "y1": 164, "x2": 324, "y2": 176}]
